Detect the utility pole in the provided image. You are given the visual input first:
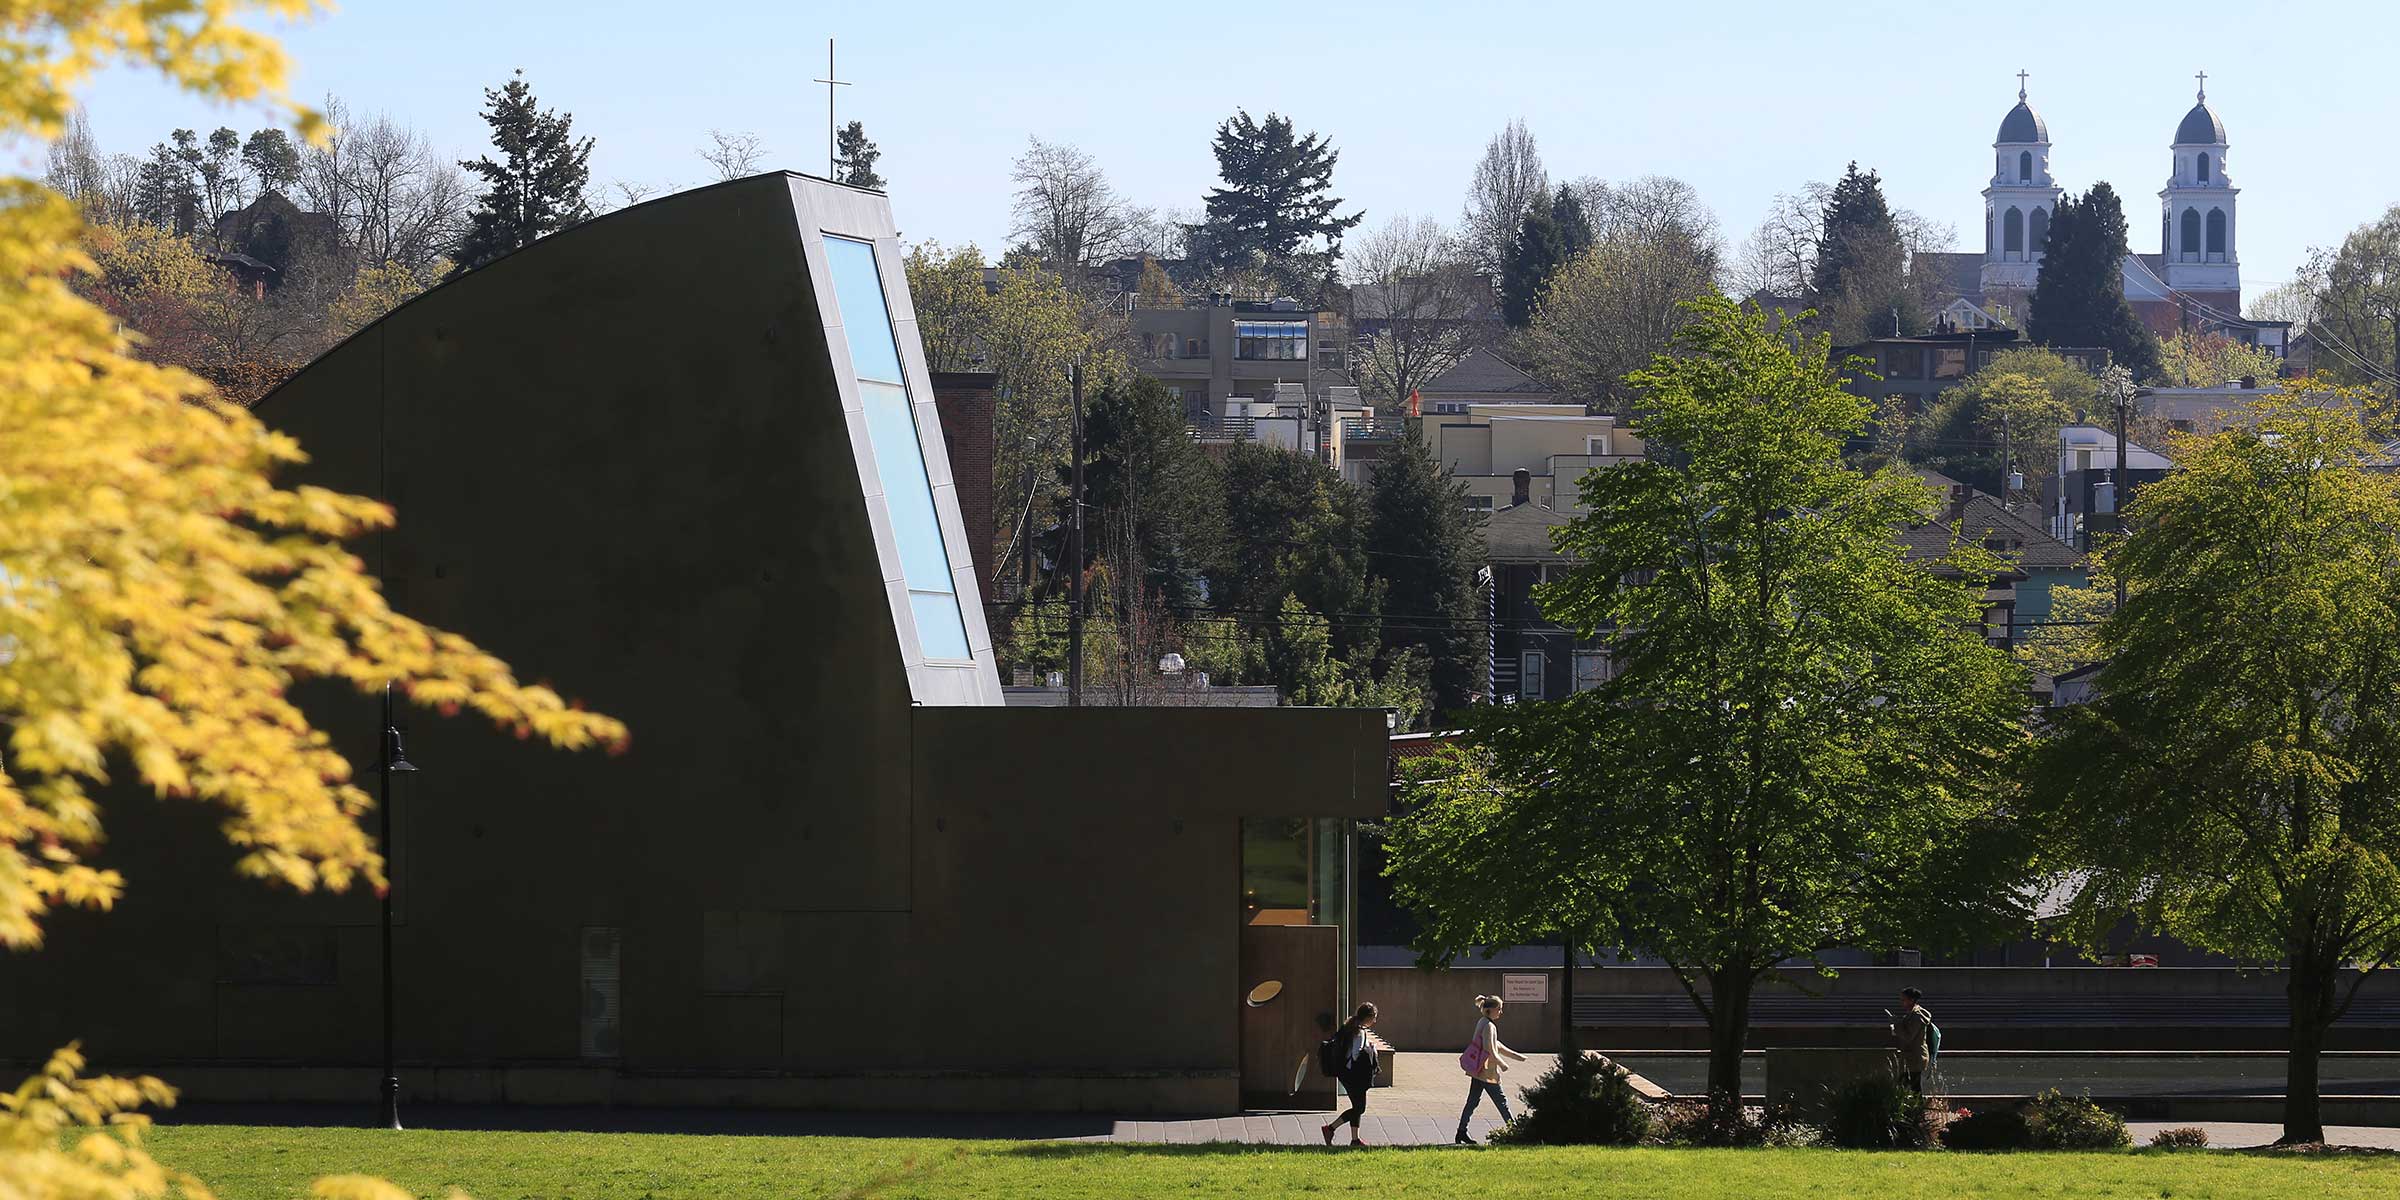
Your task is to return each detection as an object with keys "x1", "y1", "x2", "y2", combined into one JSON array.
[
  {"x1": 2002, "y1": 409, "x2": 2013, "y2": 500},
  {"x1": 1067, "y1": 363, "x2": 1085, "y2": 707},
  {"x1": 2113, "y1": 395, "x2": 2129, "y2": 610},
  {"x1": 2108, "y1": 367, "x2": 2134, "y2": 610}
]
